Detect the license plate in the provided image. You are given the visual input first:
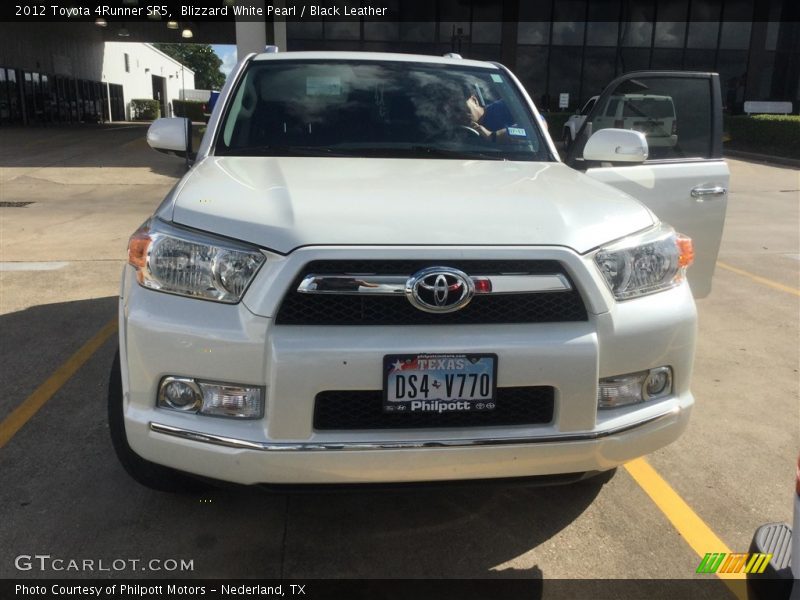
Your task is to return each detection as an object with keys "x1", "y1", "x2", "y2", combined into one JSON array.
[{"x1": 383, "y1": 353, "x2": 497, "y2": 414}]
